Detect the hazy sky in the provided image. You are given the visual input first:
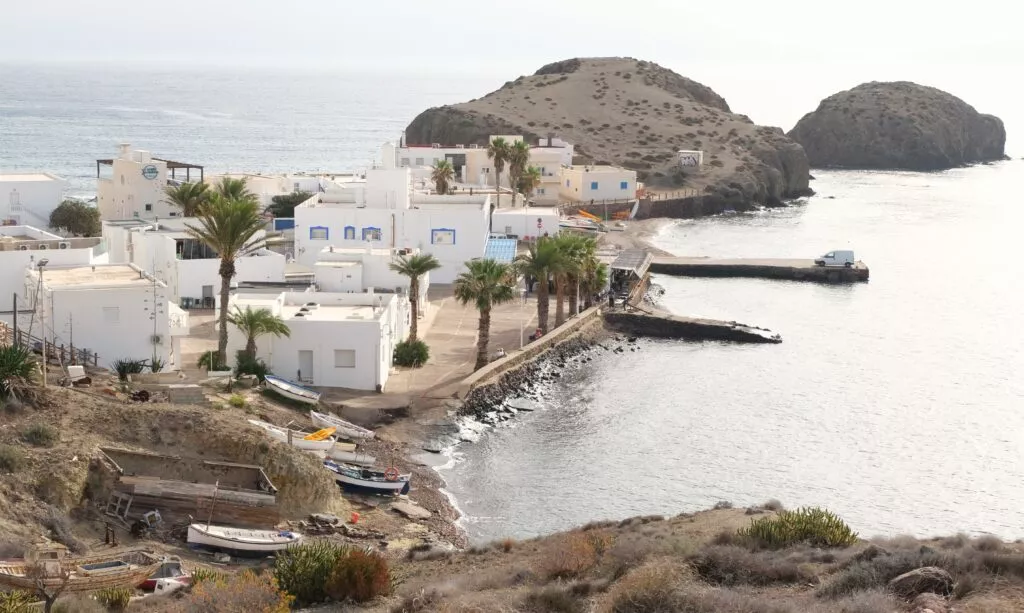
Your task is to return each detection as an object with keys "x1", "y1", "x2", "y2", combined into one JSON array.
[{"x1": 3, "y1": 0, "x2": 1021, "y2": 146}]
